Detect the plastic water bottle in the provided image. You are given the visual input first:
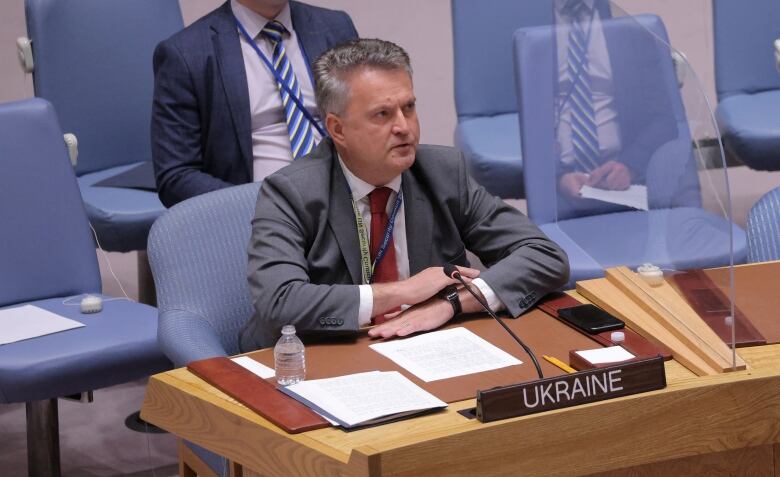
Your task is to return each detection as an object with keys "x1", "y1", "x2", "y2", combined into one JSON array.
[{"x1": 274, "y1": 325, "x2": 305, "y2": 386}]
